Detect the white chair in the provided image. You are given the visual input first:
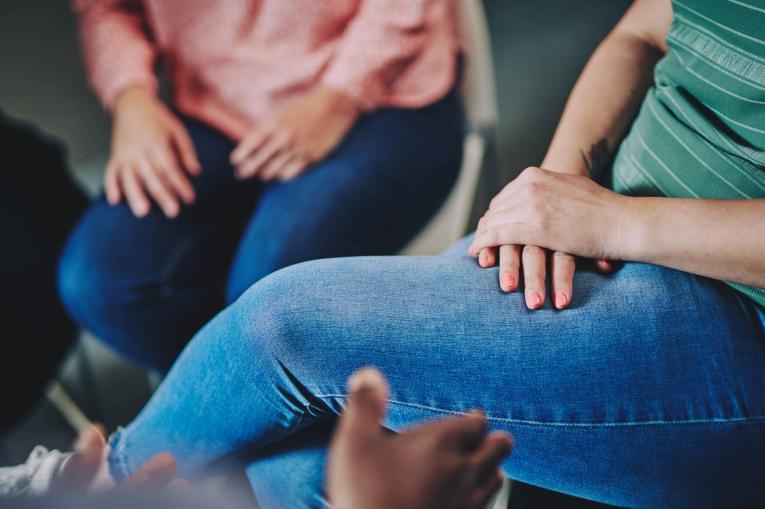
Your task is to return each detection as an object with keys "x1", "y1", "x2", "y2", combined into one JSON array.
[{"x1": 402, "y1": 0, "x2": 499, "y2": 255}]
